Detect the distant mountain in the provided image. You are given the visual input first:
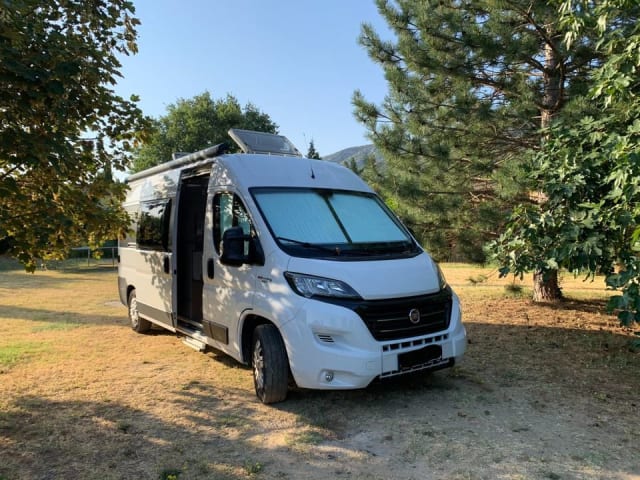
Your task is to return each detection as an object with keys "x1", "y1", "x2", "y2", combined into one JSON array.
[{"x1": 323, "y1": 144, "x2": 382, "y2": 167}]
